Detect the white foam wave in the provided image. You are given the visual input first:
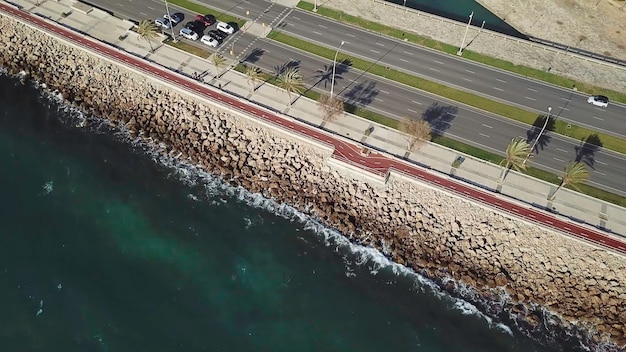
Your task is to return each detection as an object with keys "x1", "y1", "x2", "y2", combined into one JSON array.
[{"x1": 41, "y1": 181, "x2": 53, "y2": 194}]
